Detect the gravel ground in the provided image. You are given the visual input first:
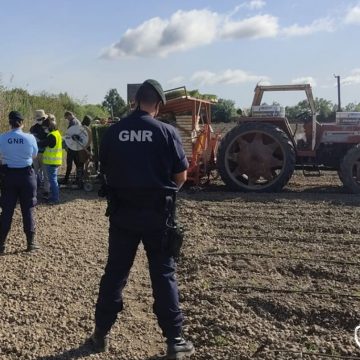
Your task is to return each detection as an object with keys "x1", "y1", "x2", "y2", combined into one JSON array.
[{"x1": 1, "y1": 171, "x2": 360, "y2": 360}]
